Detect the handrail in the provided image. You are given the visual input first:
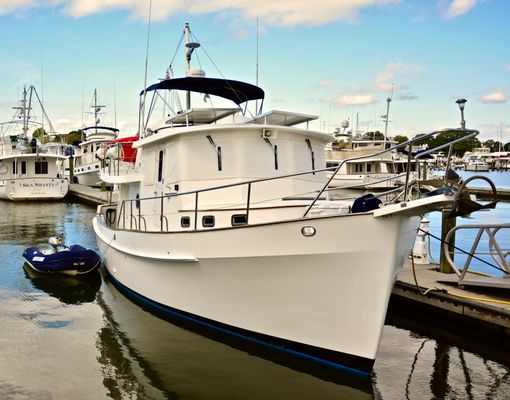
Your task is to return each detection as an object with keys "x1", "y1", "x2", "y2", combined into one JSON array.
[
  {"x1": 304, "y1": 128, "x2": 479, "y2": 217},
  {"x1": 443, "y1": 224, "x2": 510, "y2": 281},
  {"x1": 109, "y1": 127, "x2": 478, "y2": 233}
]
